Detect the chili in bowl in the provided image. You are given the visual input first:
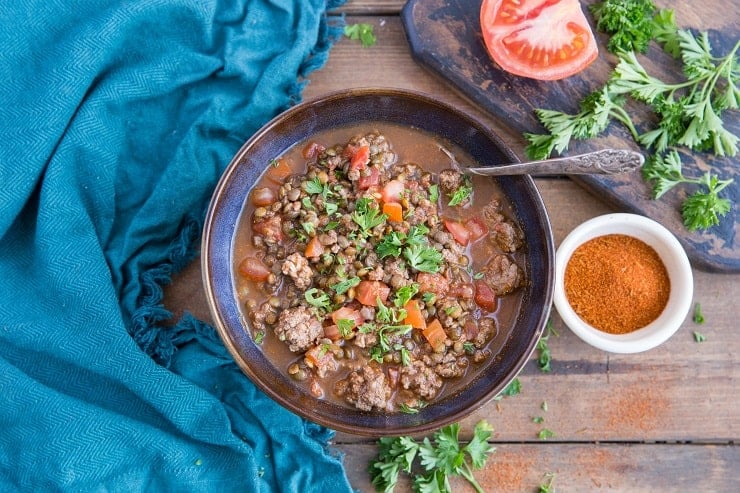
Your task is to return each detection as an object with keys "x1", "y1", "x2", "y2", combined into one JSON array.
[{"x1": 202, "y1": 89, "x2": 555, "y2": 436}]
